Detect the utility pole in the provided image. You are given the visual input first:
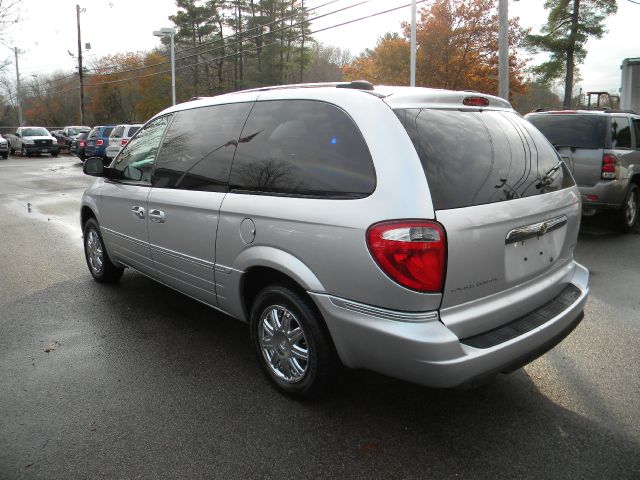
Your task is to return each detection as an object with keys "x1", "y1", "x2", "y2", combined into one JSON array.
[
  {"x1": 76, "y1": 4, "x2": 85, "y2": 125},
  {"x1": 410, "y1": 0, "x2": 416, "y2": 87},
  {"x1": 498, "y1": 0, "x2": 509, "y2": 100},
  {"x1": 14, "y1": 47, "x2": 23, "y2": 127}
]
